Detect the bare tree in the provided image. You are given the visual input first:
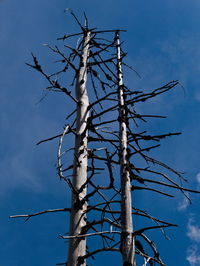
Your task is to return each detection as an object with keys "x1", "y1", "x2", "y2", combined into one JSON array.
[
  {"x1": 67, "y1": 28, "x2": 91, "y2": 266},
  {"x1": 116, "y1": 32, "x2": 134, "y2": 266},
  {"x1": 10, "y1": 12, "x2": 200, "y2": 266}
]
